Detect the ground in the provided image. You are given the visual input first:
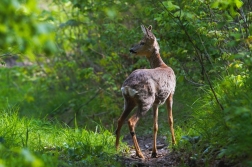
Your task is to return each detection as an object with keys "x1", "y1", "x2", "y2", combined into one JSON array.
[
  {"x1": 118, "y1": 134, "x2": 240, "y2": 167},
  {"x1": 119, "y1": 134, "x2": 181, "y2": 167}
]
